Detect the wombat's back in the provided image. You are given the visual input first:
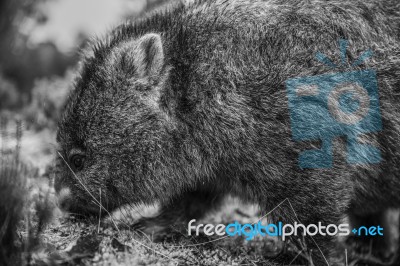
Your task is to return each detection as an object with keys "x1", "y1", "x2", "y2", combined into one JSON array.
[{"x1": 163, "y1": 0, "x2": 400, "y2": 209}]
